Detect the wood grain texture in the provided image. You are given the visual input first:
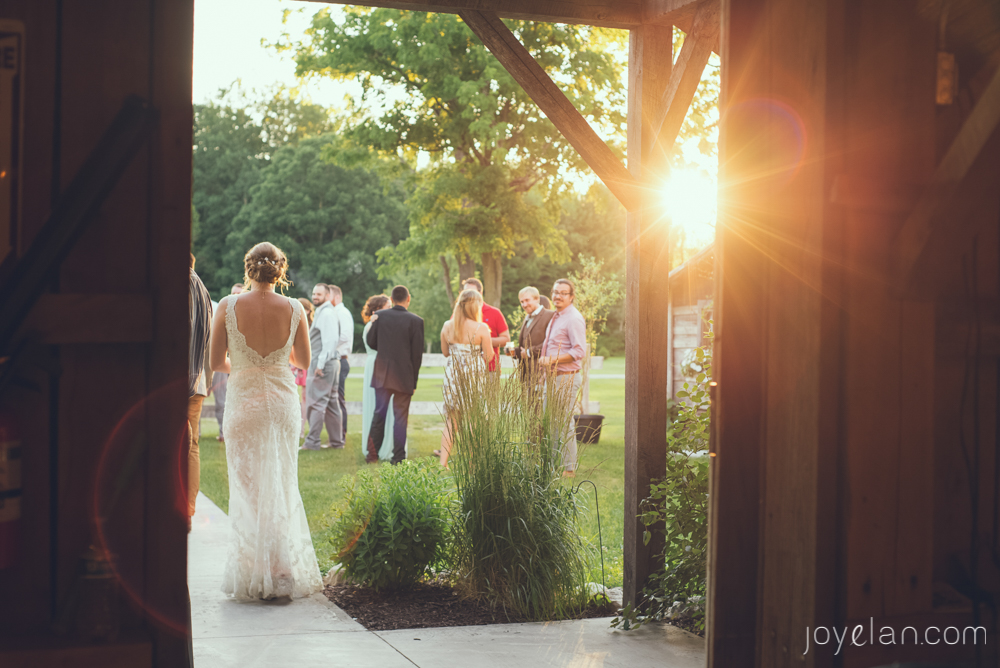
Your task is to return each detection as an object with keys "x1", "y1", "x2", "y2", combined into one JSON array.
[
  {"x1": 459, "y1": 10, "x2": 642, "y2": 211},
  {"x1": 705, "y1": 0, "x2": 764, "y2": 663},
  {"x1": 305, "y1": 0, "x2": 643, "y2": 28},
  {"x1": 754, "y1": 0, "x2": 830, "y2": 660},
  {"x1": 147, "y1": 0, "x2": 197, "y2": 665},
  {"x1": 622, "y1": 22, "x2": 674, "y2": 607},
  {"x1": 839, "y1": 5, "x2": 937, "y2": 655},
  {"x1": 24, "y1": 294, "x2": 153, "y2": 344},
  {"x1": 54, "y1": 3, "x2": 153, "y2": 636}
]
